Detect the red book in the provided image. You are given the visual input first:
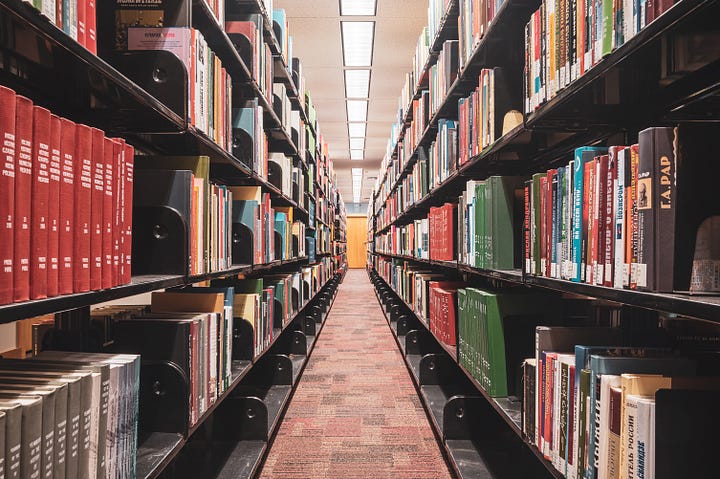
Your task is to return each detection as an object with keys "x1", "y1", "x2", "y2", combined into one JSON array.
[
  {"x1": 111, "y1": 139, "x2": 124, "y2": 286},
  {"x1": 74, "y1": 124, "x2": 92, "y2": 292},
  {"x1": 538, "y1": 176, "x2": 547, "y2": 276},
  {"x1": 13, "y1": 95, "x2": 33, "y2": 302},
  {"x1": 59, "y1": 119, "x2": 76, "y2": 295},
  {"x1": 30, "y1": 106, "x2": 51, "y2": 300},
  {"x1": 90, "y1": 128, "x2": 104, "y2": 290},
  {"x1": 77, "y1": 0, "x2": 86, "y2": 47},
  {"x1": 0, "y1": 86, "x2": 16, "y2": 305},
  {"x1": 86, "y1": 0, "x2": 97, "y2": 54},
  {"x1": 47, "y1": 114, "x2": 62, "y2": 297},
  {"x1": 121, "y1": 143, "x2": 134, "y2": 284},
  {"x1": 102, "y1": 137, "x2": 114, "y2": 289}
]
